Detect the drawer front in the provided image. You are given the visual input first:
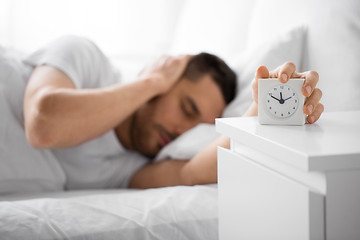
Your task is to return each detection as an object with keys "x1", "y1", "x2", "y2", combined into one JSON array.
[{"x1": 218, "y1": 148, "x2": 324, "y2": 240}]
